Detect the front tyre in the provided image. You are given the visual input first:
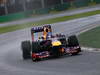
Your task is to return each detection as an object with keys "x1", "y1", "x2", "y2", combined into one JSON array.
[
  {"x1": 68, "y1": 35, "x2": 81, "y2": 55},
  {"x1": 21, "y1": 41, "x2": 31, "y2": 59},
  {"x1": 68, "y1": 35, "x2": 79, "y2": 46}
]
